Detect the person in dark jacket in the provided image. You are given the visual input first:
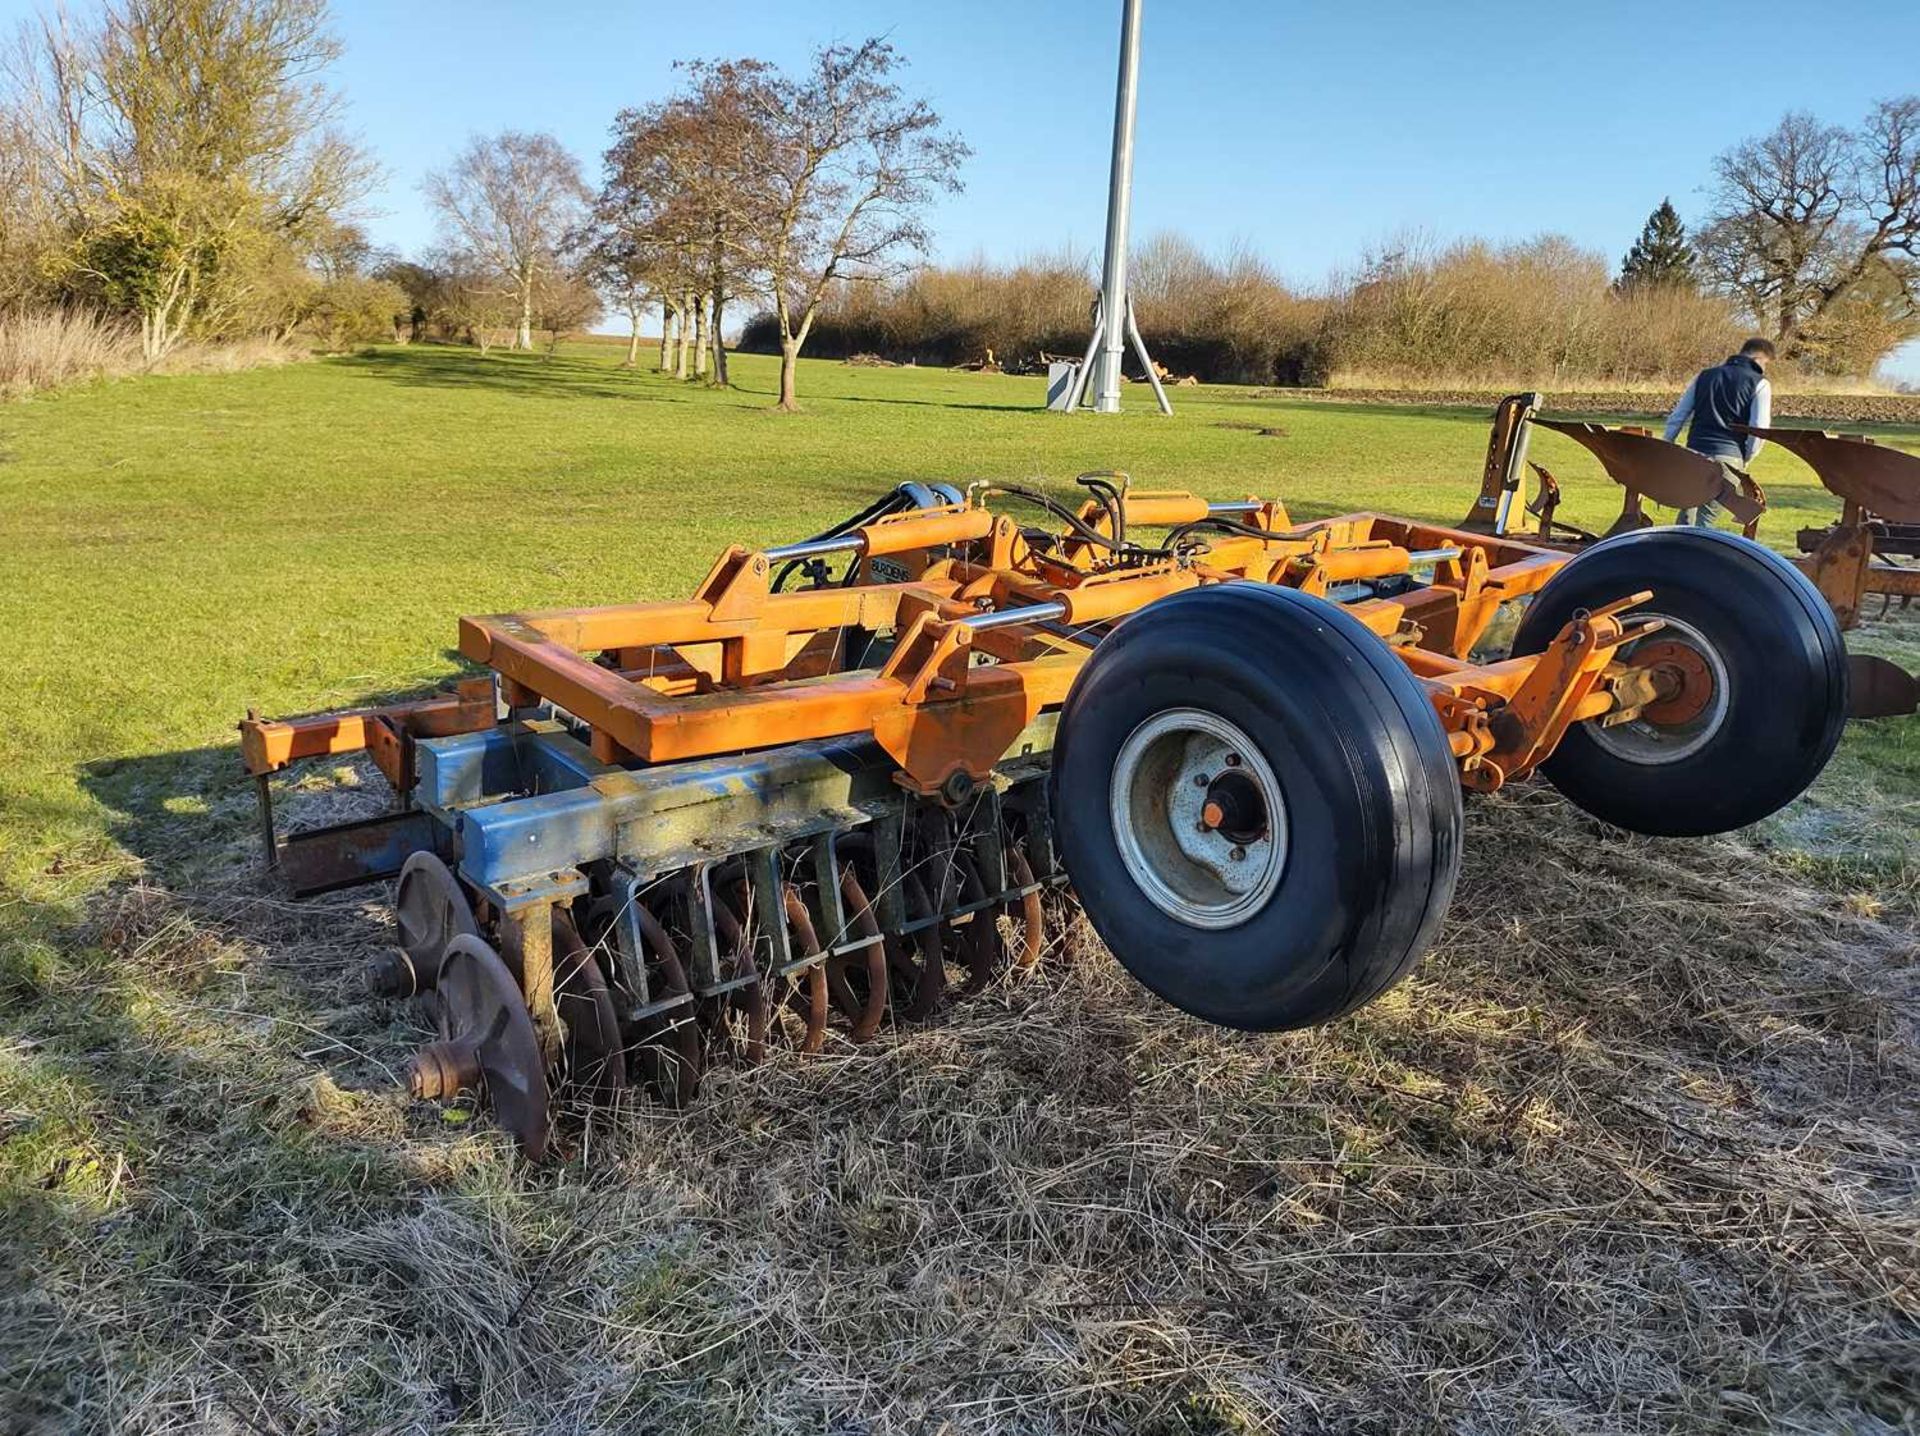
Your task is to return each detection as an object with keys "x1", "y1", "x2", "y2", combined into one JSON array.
[{"x1": 1662, "y1": 337, "x2": 1774, "y2": 527}]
